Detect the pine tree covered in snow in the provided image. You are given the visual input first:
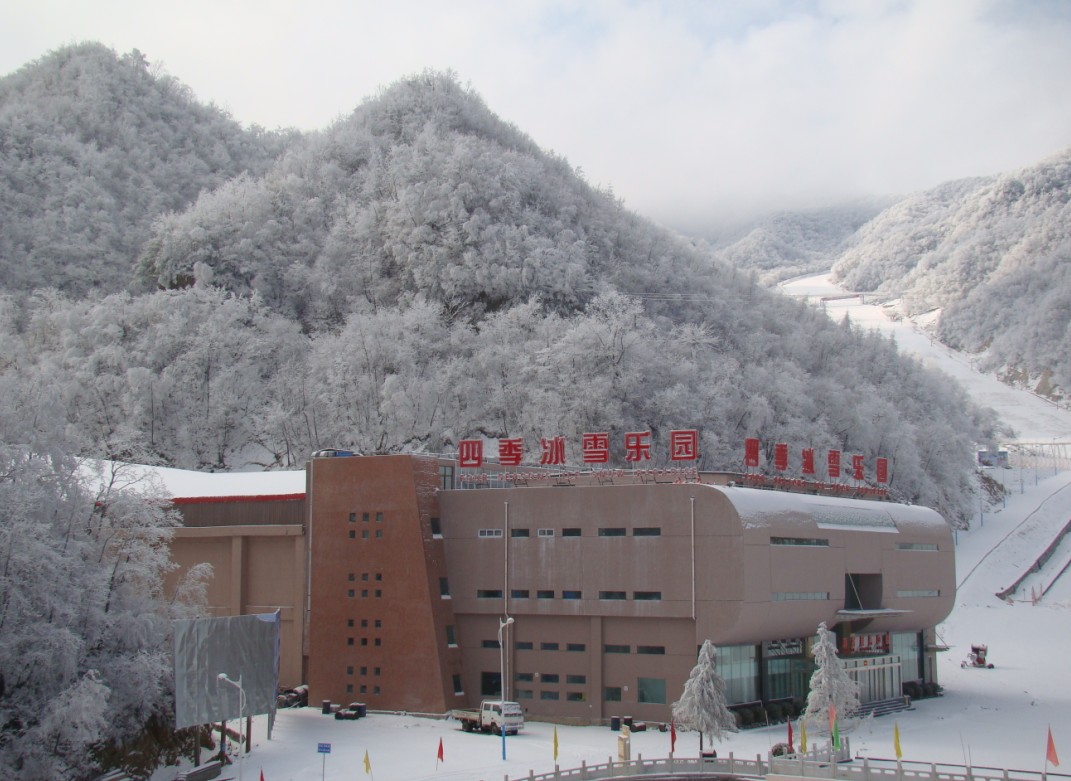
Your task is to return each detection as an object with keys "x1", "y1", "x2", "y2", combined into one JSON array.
[
  {"x1": 671, "y1": 640, "x2": 738, "y2": 749},
  {"x1": 803, "y1": 622, "x2": 861, "y2": 737}
]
